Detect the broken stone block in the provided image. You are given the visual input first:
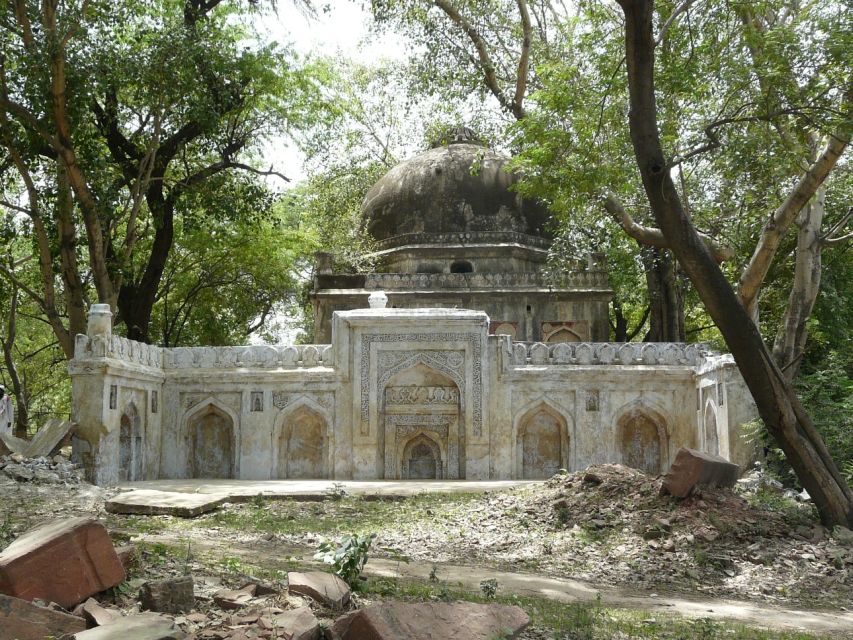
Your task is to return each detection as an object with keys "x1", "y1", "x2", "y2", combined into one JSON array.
[
  {"x1": 0, "y1": 517, "x2": 125, "y2": 609},
  {"x1": 115, "y1": 544, "x2": 138, "y2": 571},
  {"x1": 105, "y1": 490, "x2": 228, "y2": 517},
  {"x1": 287, "y1": 571, "x2": 350, "y2": 609},
  {"x1": 329, "y1": 602, "x2": 530, "y2": 640},
  {"x1": 268, "y1": 606, "x2": 320, "y2": 640},
  {"x1": 24, "y1": 418, "x2": 76, "y2": 458},
  {"x1": 213, "y1": 586, "x2": 255, "y2": 610},
  {"x1": 0, "y1": 432, "x2": 28, "y2": 456},
  {"x1": 2, "y1": 462, "x2": 34, "y2": 481},
  {"x1": 0, "y1": 593, "x2": 86, "y2": 640},
  {"x1": 73, "y1": 613, "x2": 185, "y2": 639},
  {"x1": 77, "y1": 597, "x2": 122, "y2": 627},
  {"x1": 139, "y1": 576, "x2": 194, "y2": 614},
  {"x1": 660, "y1": 448, "x2": 740, "y2": 498}
]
